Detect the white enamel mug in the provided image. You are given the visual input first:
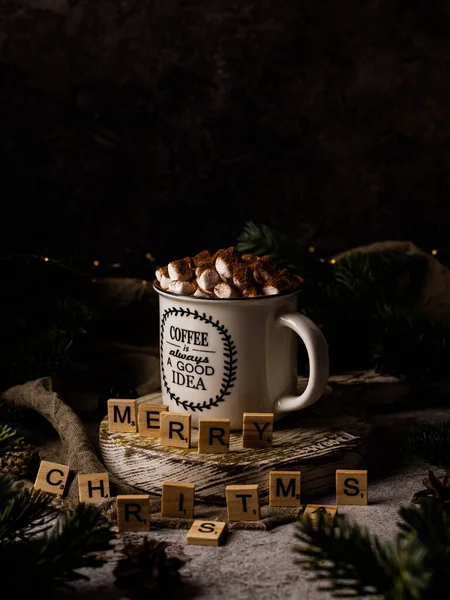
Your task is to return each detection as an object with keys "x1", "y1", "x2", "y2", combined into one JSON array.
[{"x1": 155, "y1": 286, "x2": 329, "y2": 430}]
